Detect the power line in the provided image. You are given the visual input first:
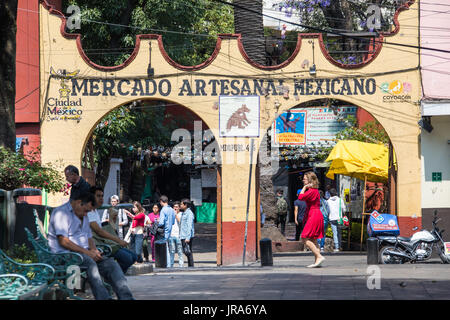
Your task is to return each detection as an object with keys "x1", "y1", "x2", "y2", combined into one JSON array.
[
  {"x1": 20, "y1": 3, "x2": 450, "y2": 35},
  {"x1": 17, "y1": 2, "x2": 450, "y2": 73},
  {"x1": 213, "y1": 0, "x2": 450, "y2": 54},
  {"x1": 19, "y1": 5, "x2": 450, "y2": 52}
]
